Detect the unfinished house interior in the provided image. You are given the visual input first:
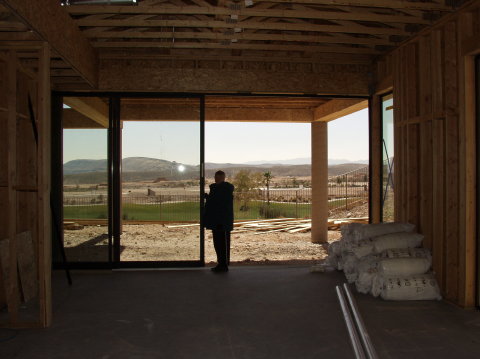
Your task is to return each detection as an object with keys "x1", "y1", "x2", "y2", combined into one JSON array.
[{"x1": 1, "y1": 0, "x2": 480, "y2": 358}]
